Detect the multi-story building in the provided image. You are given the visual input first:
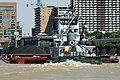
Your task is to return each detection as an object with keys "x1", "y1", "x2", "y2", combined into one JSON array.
[
  {"x1": 33, "y1": 6, "x2": 70, "y2": 36},
  {"x1": 33, "y1": 6, "x2": 54, "y2": 36},
  {"x1": 0, "y1": 2, "x2": 22, "y2": 42},
  {"x1": 71, "y1": 0, "x2": 120, "y2": 33}
]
